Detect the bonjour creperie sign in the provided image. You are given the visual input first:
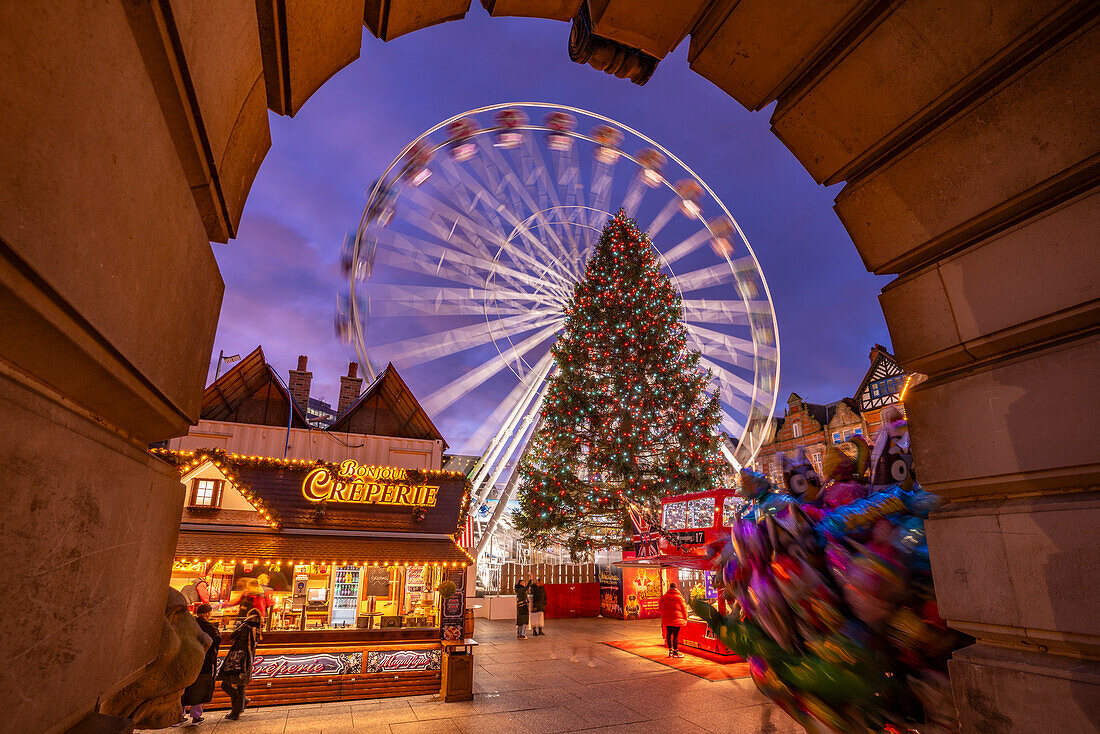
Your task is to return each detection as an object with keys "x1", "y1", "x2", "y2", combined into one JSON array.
[{"x1": 302, "y1": 460, "x2": 439, "y2": 507}]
